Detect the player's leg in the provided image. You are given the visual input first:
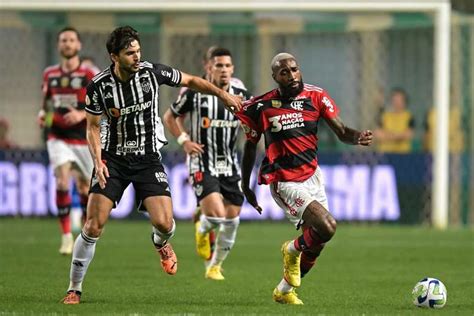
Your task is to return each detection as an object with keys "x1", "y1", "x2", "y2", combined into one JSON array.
[
  {"x1": 54, "y1": 162, "x2": 74, "y2": 255},
  {"x1": 62, "y1": 193, "x2": 115, "y2": 304},
  {"x1": 207, "y1": 176, "x2": 243, "y2": 275},
  {"x1": 142, "y1": 195, "x2": 178, "y2": 275},
  {"x1": 62, "y1": 157, "x2": 128, "y2": 305},
  {"x1": 193, "y1": 174, "x2": 225, "y2": 262},
  {"x1": 70, "y1": 144, "x2": 95, "y2": 227},
  {"x1": 134, "y1": 163, "x2": 177, "y2": 275}
]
